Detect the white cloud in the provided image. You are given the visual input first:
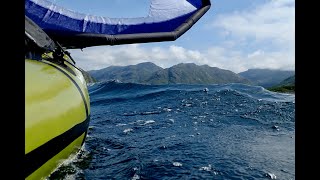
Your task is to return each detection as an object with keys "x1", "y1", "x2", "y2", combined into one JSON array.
[
  {"x1": 71, "y1": 43, "x2": 294, "y2": 73},
  {"x1": 69, "y1": 0, "x2": 295, "y2": 73},
  {"x1": 71, "y1": 44, "x2": 207, "y2": 71},
  {"x1": 212, "y1": 0, "x2": 295, "y2": 49},
  {"x1": 203, "y1": 47, "x2": 295, "y2": 73}
]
